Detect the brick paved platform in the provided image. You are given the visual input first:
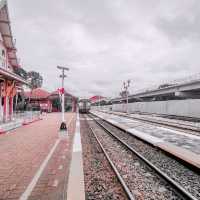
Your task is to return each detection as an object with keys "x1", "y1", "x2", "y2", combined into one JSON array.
[{"x1": 0, "y1": 112, "x2": 76, "y2": 200}]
